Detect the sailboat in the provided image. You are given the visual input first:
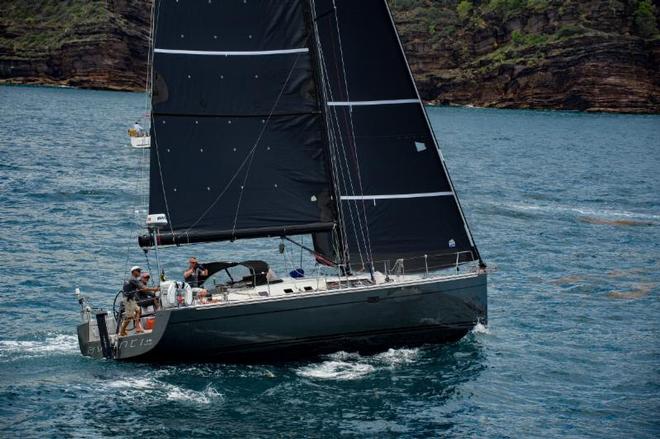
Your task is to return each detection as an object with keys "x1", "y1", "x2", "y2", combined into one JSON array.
[
  {"x1": 76, "y1": 0, "x2": 487, "y2": 362},
  {"x1": 128, "y1": 129, "x2": 151, "y2": 148}
]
